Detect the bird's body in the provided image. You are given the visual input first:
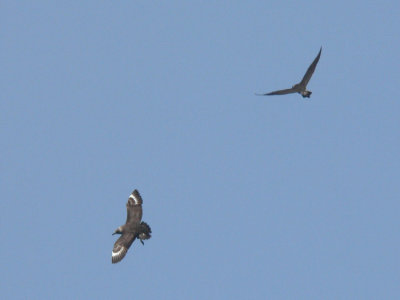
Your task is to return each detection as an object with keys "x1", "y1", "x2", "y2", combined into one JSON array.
[
  {"x1": 112, "y1": 189, "x2": 151, "y2": 264},
  {"x1": 256, "y1": 47, "x2": 322, "y2": 98}
]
